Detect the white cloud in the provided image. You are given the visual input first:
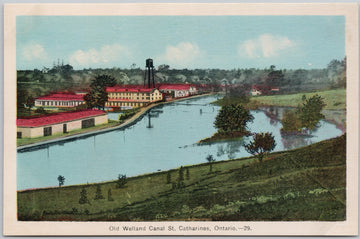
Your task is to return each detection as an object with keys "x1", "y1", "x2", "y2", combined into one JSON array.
[
  {"x1": 22, "y1": 43, "x2": 48, "y2": 61},
  {"x1": 156, "y1": 42, "x2": 203, "y2": 69},
  {"x1": 69, "y1": 44, "x2": 129, "y2": 68},
  {"x1": 238, "y1": 34, "x2": 295, "y2": 58}
]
